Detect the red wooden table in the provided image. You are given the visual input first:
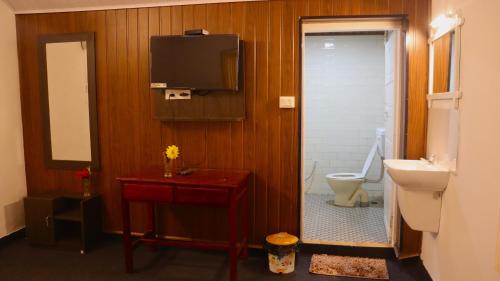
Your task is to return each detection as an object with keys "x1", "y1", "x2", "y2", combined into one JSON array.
[{"x1": 117, "y1": 167, "x2": 250, "y2": 281}]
